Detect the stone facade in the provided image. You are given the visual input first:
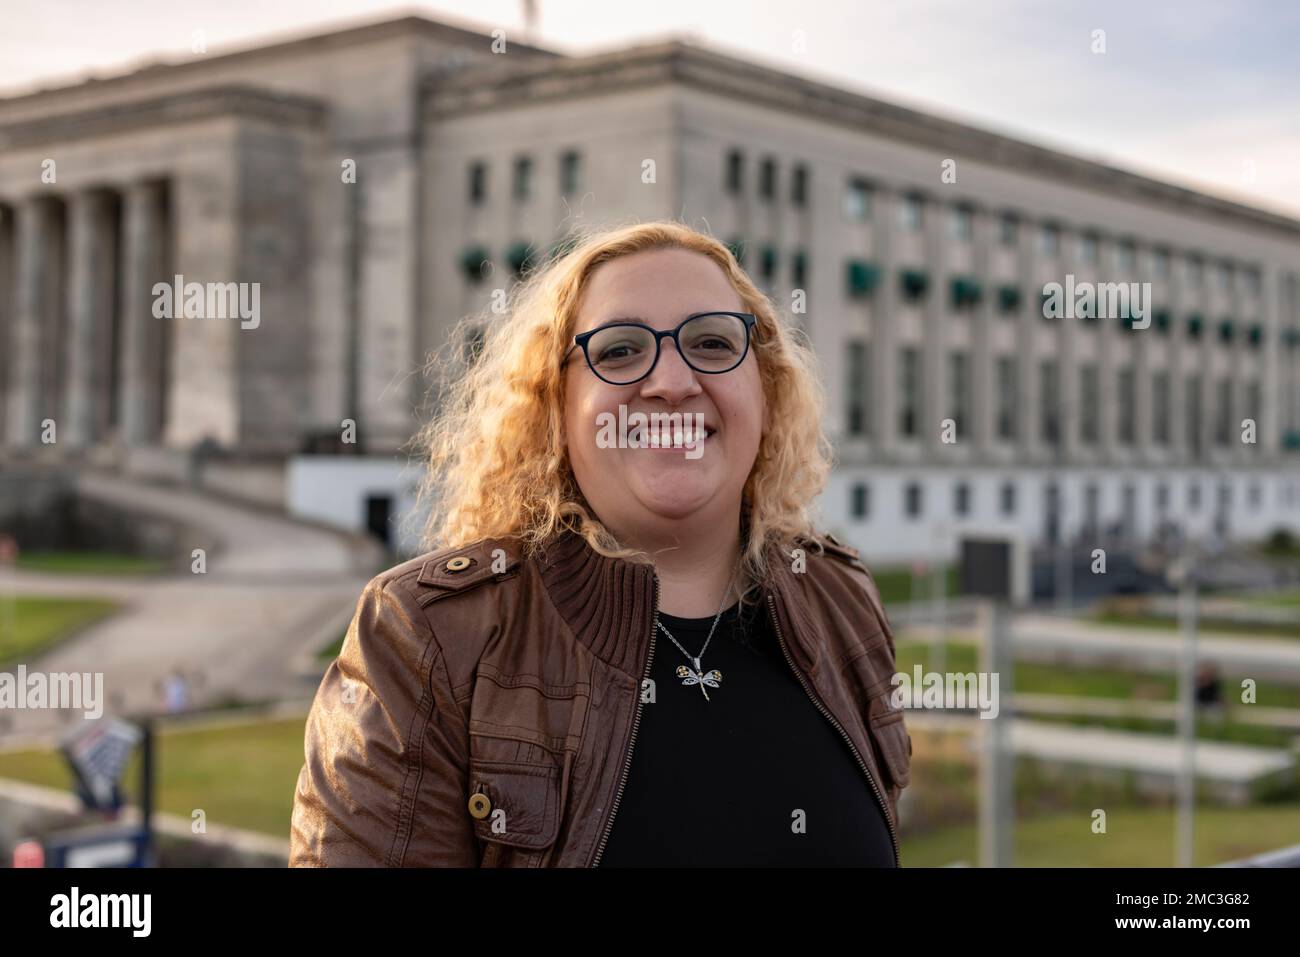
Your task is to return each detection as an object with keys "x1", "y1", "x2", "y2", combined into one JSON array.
[{"x1": 1, "y1": 14, "x2": 1297, "y2": 559}]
